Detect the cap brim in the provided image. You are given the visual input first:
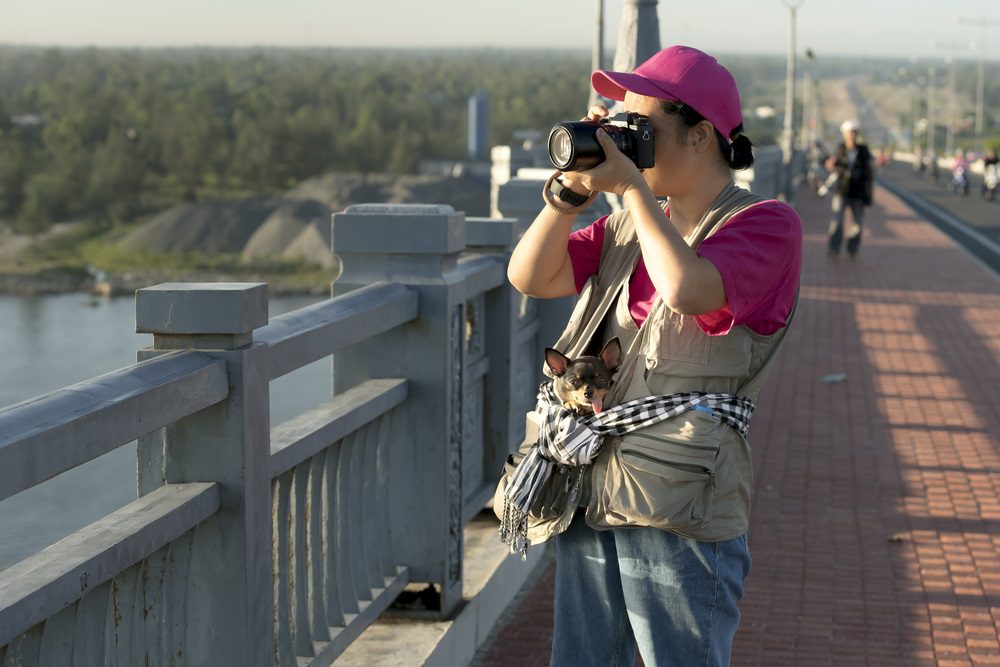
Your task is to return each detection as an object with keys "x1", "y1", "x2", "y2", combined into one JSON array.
[{"x1": 591, "y1": 70, "x2": 676, "y2": 102}]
